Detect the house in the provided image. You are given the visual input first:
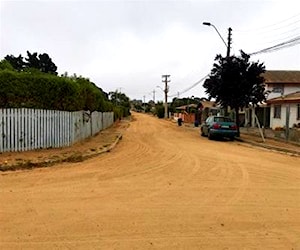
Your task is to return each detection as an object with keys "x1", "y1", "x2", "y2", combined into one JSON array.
[
  {"x1": 245, "y1": 70, "x2": 300, "y2": 128},
  {"x1": 174, "y1": 104, "x2": 198, "y2": 123},
  {"x1": 267, "y1": 91, "x2": 300, "y2": 129},
  {"x1": 264, "y1": 70, "x2": 300, "y2": 99},
  {"x1": 174, "y1": 101, "x2": 218, "y2": 124}
]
